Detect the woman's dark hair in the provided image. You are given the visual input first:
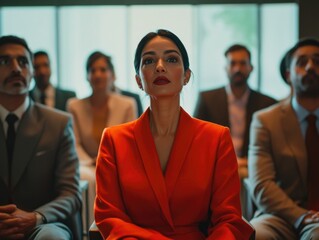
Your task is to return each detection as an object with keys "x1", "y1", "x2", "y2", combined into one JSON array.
[
  {"x1": 134, "y1": 29, "x2": 190, "y2": 75},
  {"x1": 86, "y1": 51, "x2": 114, "y2": 74}
]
